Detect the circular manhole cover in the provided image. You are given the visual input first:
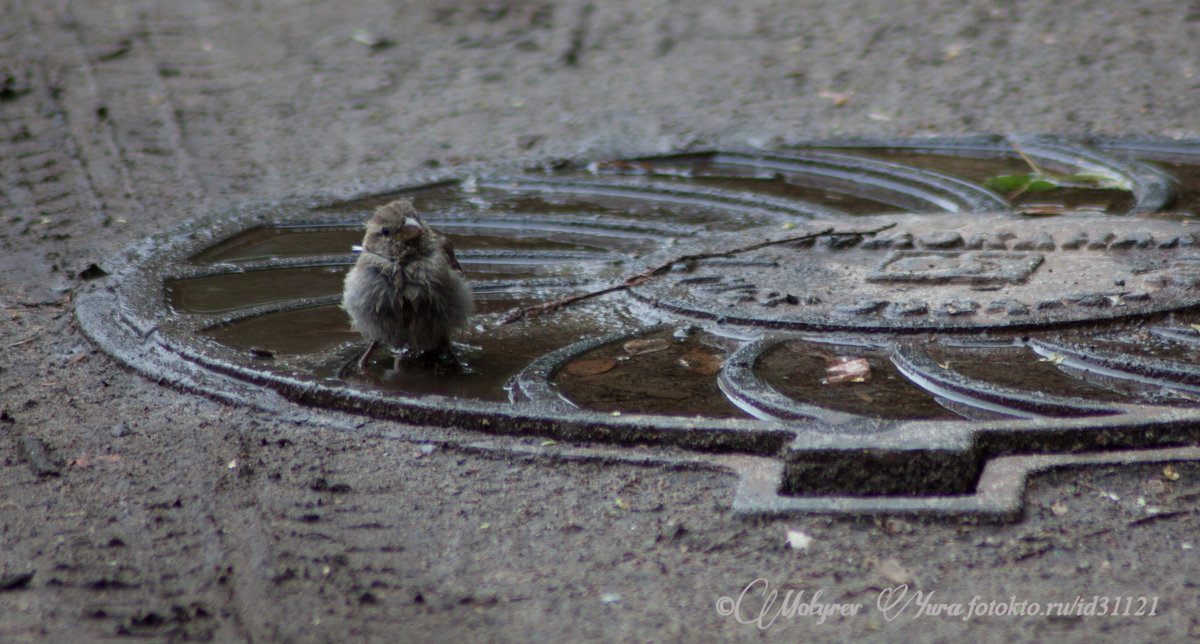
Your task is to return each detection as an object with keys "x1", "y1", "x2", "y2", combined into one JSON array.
[{"x1": 77, "y1": 137, "x2": 1200, "y2": 518}]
